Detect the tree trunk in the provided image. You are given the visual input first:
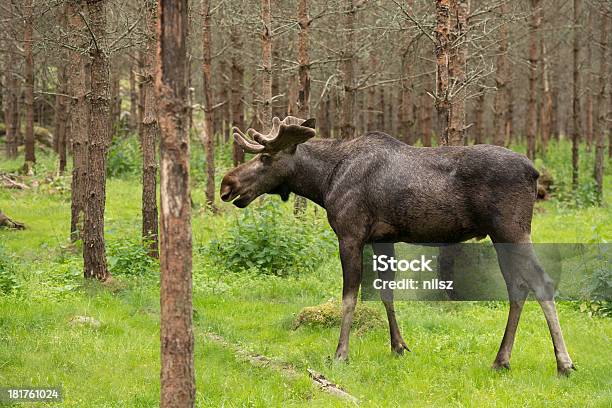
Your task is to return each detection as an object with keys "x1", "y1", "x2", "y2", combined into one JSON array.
[
  {"x1": 594, "y1": 11, "x2": 608, "y2": 203},
  {"x1": 23, "y1": 0, "x2": 36, "y2": 170},
  {"x1": 400, "y1": 61, "x2": 413, "y2": 144},
  {"x1": 55, "y1": 4, "x2": 69, "y2": 174},
  {"x1": 55, "y1": 67, "x2": 68, "y2": 174},
  {"x1": 421, "y1": 90, "x2": 432, "y2": 147},
  {"x1": 527, "y1": 0, "x2": 541, "y2": 160},
  {"x1": 448, "y1": 0, "x2": 467, "y2": 146},
  {"x1": 201, "y1": 0, "x2": 216, "y2": 212},
  {"x1": 4, "y1": 45, "x2": 20, "y2": 159},
  {"x1": 261, "y1": 0, "x2": 272, "y2": 130},
  {"x1": 585, "y1": 8, "x2": 594, "y2": 152},
  {"x1": 110, "y1": 63, "x2": 121, "y2": 134},
  {"x1": 493, "y1": 1, "x2": 508, "y2": 146},
  {"x1": 540, "y1": 40, "x2": 553, "y2": 155},
  {"x1": 294, "y1": 0, "x2": 310, "y2": 215},
  {"x1": 297, "y1": 0, "x2": 310, "y2": 119},
  {"x1": 130, "y1": 62, "x2": 139, "y2": 132},
  {"x1": 435, "y1": 0, "x2": 451, "y2": 145},
  {"x1": 319, "y1": 91, "x2": 331, "y2": 138},
  {"x1": 572, "y1": 0, "x2": 581, "y2": 190},
  {"x1": 474, "y1": 88, "x2": 485, "y2": 144},
  {"x1": 3, "y1": 2, "x2": 19, "y2": 159},
  {"x1": 83, "y1": 0, "x2": 110, "y2": 281},
  {"x1": 506, "y1": 83, "x2": 514, "y2": 144},
  {"x1": 230, "y1": 26, "x2": 245, "y2": 165},
  {"x1": 218, "y1": 59, "x2": 230, "y2": 142},
  {"x1": 340, "y1": 0, "x2": 356, "y2": 139},
  {"x1": 68, "y1": 0, "x2": 88, "y2": 242},
  {"x1": 140, "y1": 0, "x2": 160, "y2": 258},
  {"x1": 156, "y1": 0, "x2": 195, "y2": 405}
]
